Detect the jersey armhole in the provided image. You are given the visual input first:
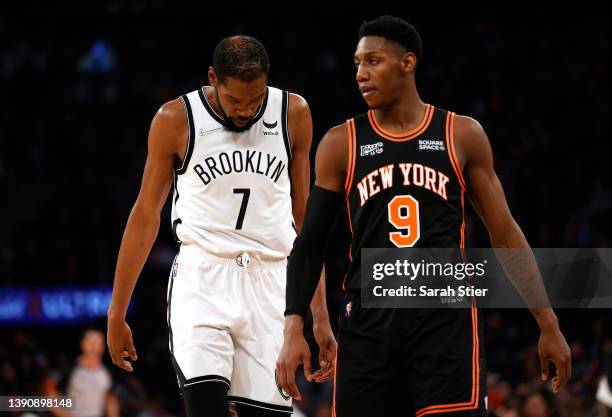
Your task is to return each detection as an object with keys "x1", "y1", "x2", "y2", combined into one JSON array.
[
  {"x1": 344, "y1": 119, "x2": 356, "y2": 195},
  {"x1": 176, "y1": 94, "x2": 195, "y2": 175},
  {"x1": 445, "y1": 111, "x2": 468, "y2": 191},
  {"x1": 281, "y1": 90, "x2": 292, "y2": 159}
]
